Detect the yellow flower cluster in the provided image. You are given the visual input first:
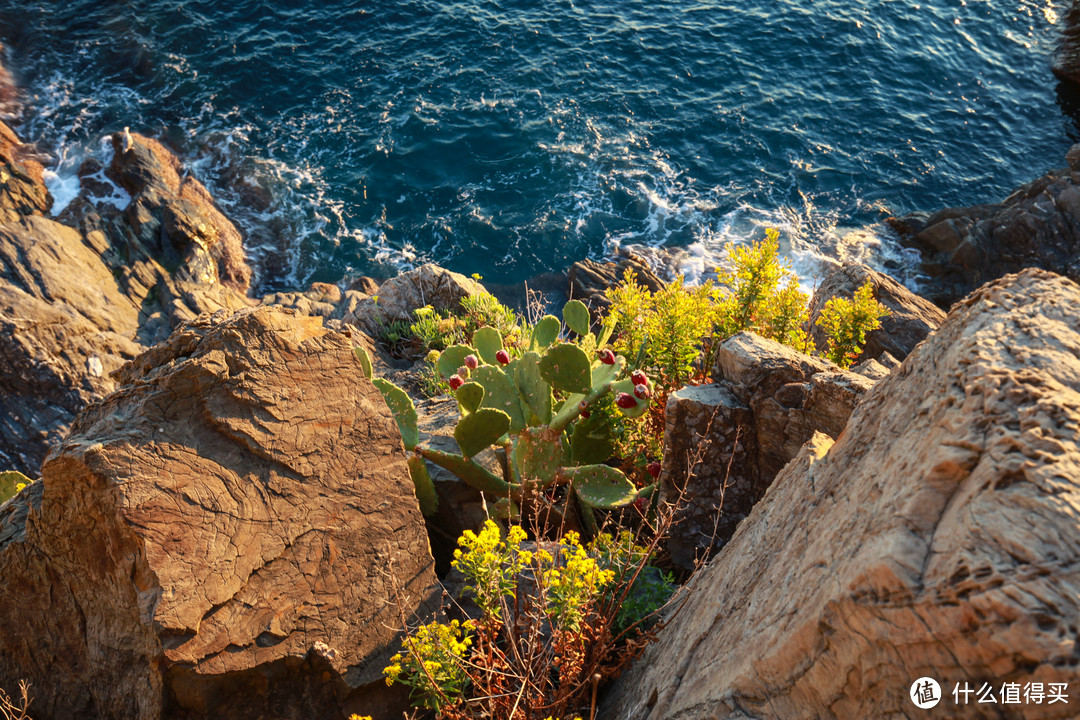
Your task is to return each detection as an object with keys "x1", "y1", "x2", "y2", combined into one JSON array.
[
  {"x1": 383, "y1": 619, "x2": 473, "y2": 711},
  {"x1": 452, "y1": 519, "x2": 533, "y2": 616},
  {"x1": 543, "y1": 531, "x2": 615, "y2": 630}
]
